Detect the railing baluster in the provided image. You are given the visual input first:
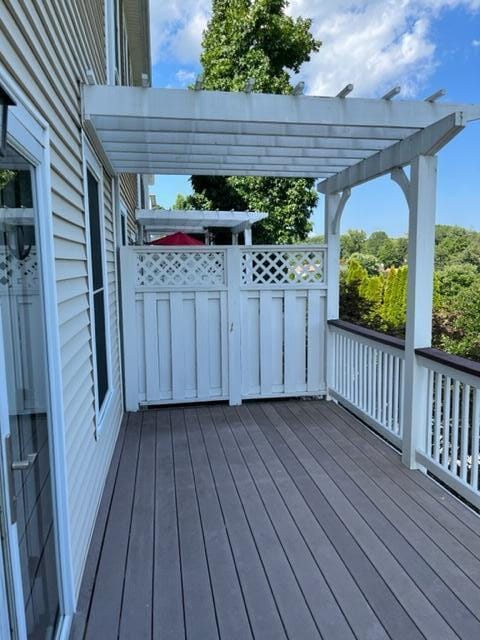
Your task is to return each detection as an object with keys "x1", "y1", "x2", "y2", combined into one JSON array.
[
  {"x1": 451, "y1": 380, "x2": 460, "y2": 476},
  {"x1": 393, "y1": 356, "x2": 400, "y2": 434},
  {"x1": 368, "y1": 345, "x2": 373, "y2": 417},
  {"x1": 426, "y1": 369, "x2": 434, "y2": 457},
  {"x1": 471, "y1": 388, "x2": 480, "y2": 491},
  {"x1": 443, "y1": 376, "x2": 451, "y2": 469},
  {"x1": 399, "y1": 358, "x2": 405, "y2": 436},
  {"x1": 381, "y1": 352, "x2": 388, "y2": 427},
  {"x1": 387, "y1": 353, "x2": 394, "y2": 431},
  {"x1": 460, "y1": 384, "x2": 471, "y2": 482},
  {"x1": 434, "y1": 372, "x2": 443, "y2": 463}
]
